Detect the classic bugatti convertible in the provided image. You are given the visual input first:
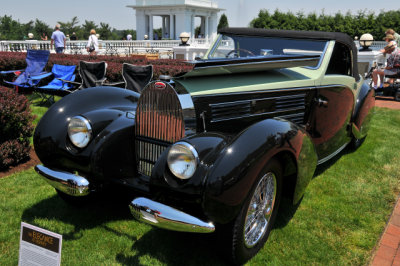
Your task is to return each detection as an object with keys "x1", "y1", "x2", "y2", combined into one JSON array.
[{"x1": 34, "y1": 28, "x2": 374, "y2": 264}]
